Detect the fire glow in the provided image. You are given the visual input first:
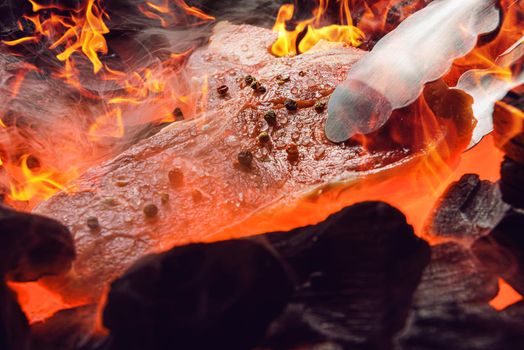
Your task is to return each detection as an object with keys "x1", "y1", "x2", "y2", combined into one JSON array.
[
  {"x1": 0, "y1": 0, "x2": 214, "y2": 207},
  {"x1": 0, "y1": 0, "x2": 523, "y2": 325}
]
